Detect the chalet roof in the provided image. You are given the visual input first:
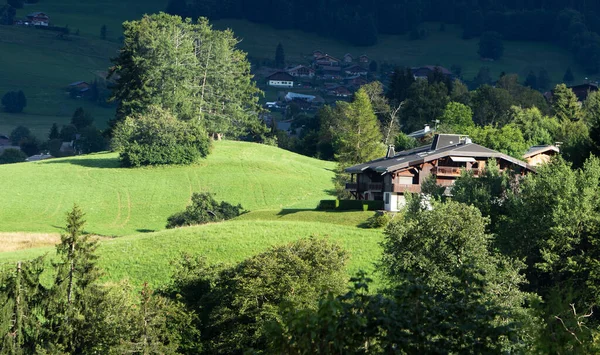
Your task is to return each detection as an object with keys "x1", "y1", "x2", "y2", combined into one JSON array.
[
  {"x1": 287, "y1": 65, "x2": 313, "y2": 72},
  {"x1": 345, "y1": 65, "x2": 368, "y2": 73},
  {"x1": 411, "y1": 65, "x2": 452, "y2": 76},
  {"x1": 28, "y1": 12, "x2": 48, "y2": 18},
  {"x1": 266, "y1": 71, "x2": 295, "y2": 81},
  {"x1": 523, "y1": 145, "x2": 560, "y2": 158},
  {"x1": 346, "y1": 134, "x2": 532, "y2": 174},
  {"x1": 285, "y1": 92, "x2": 316, "y2": 101},
  {"x1": 567, "y1": 83, "x2": 599, "y2": 101}
]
